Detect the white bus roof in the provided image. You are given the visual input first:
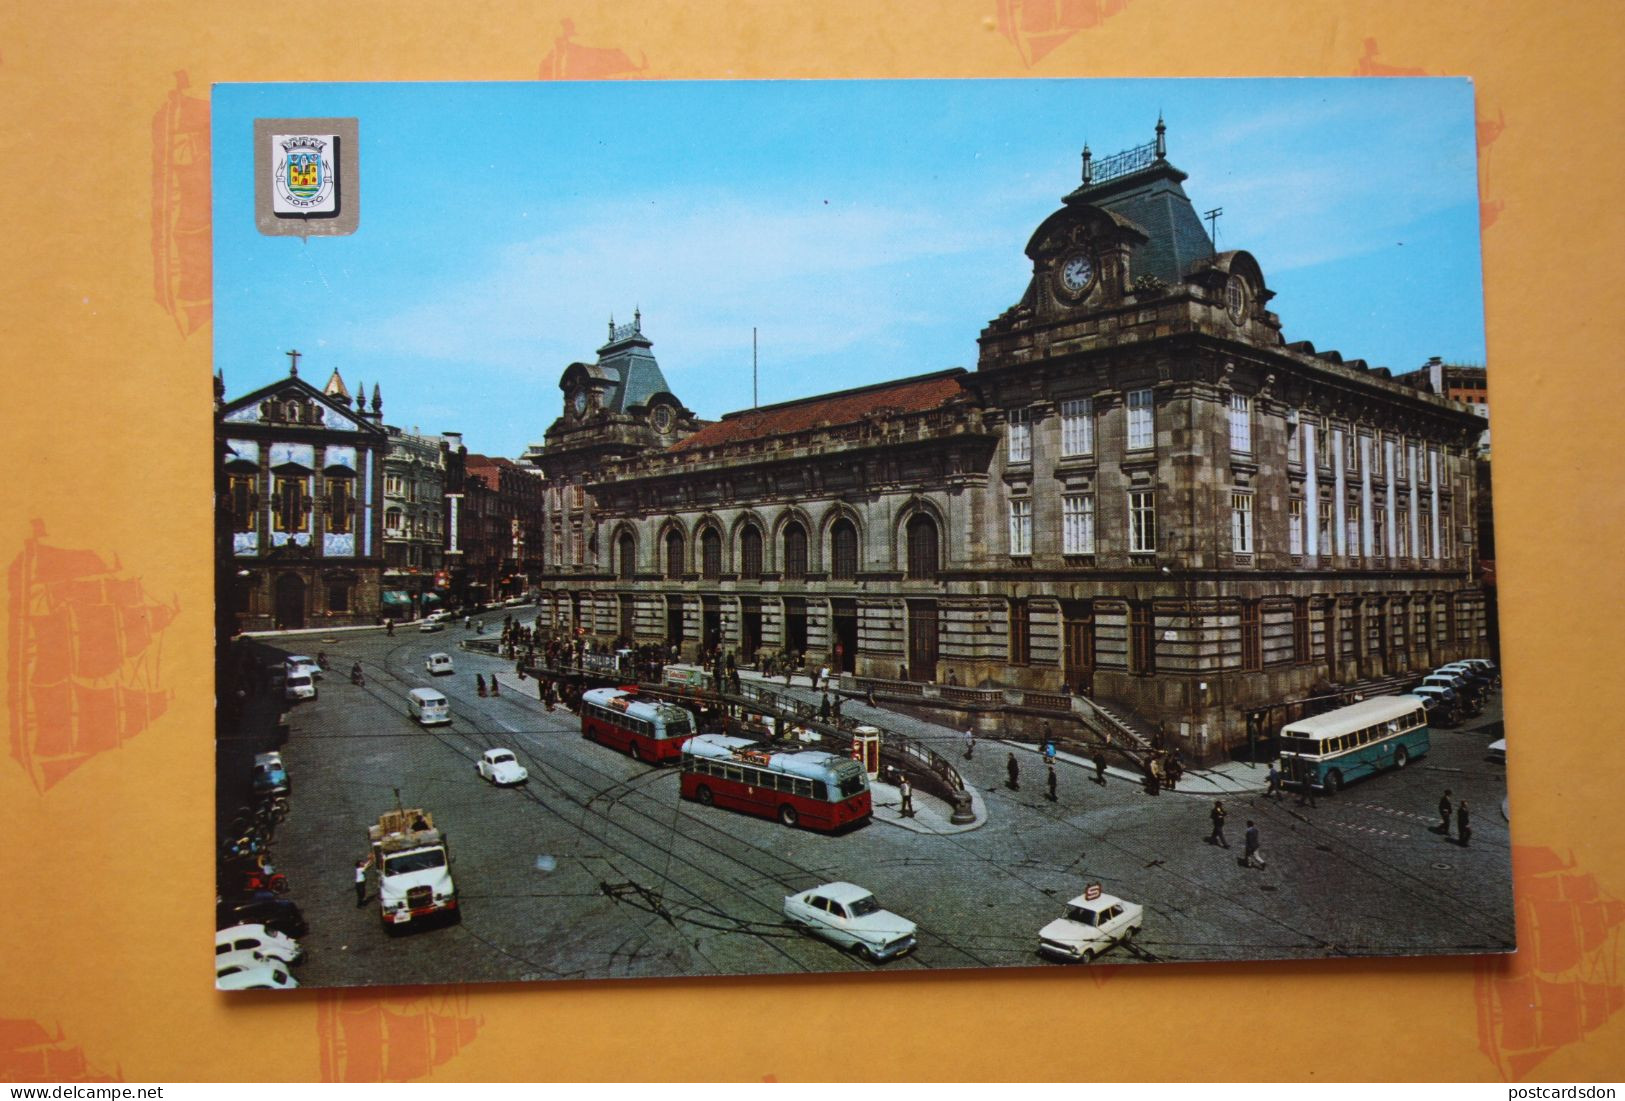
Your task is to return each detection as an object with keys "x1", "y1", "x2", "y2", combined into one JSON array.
[
  {"x1": 684, "y1": 733, "x2": 854, "y2": 778},
  {"x1": 582, "y1": 687, "x2": 690, "y2": 723},
  {"x1": 408, "y1": 688, "x2": 448, "y2": 704},
  {"x1": 1282, "y1": 694, "x2": 1425, "y2": 739}
]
